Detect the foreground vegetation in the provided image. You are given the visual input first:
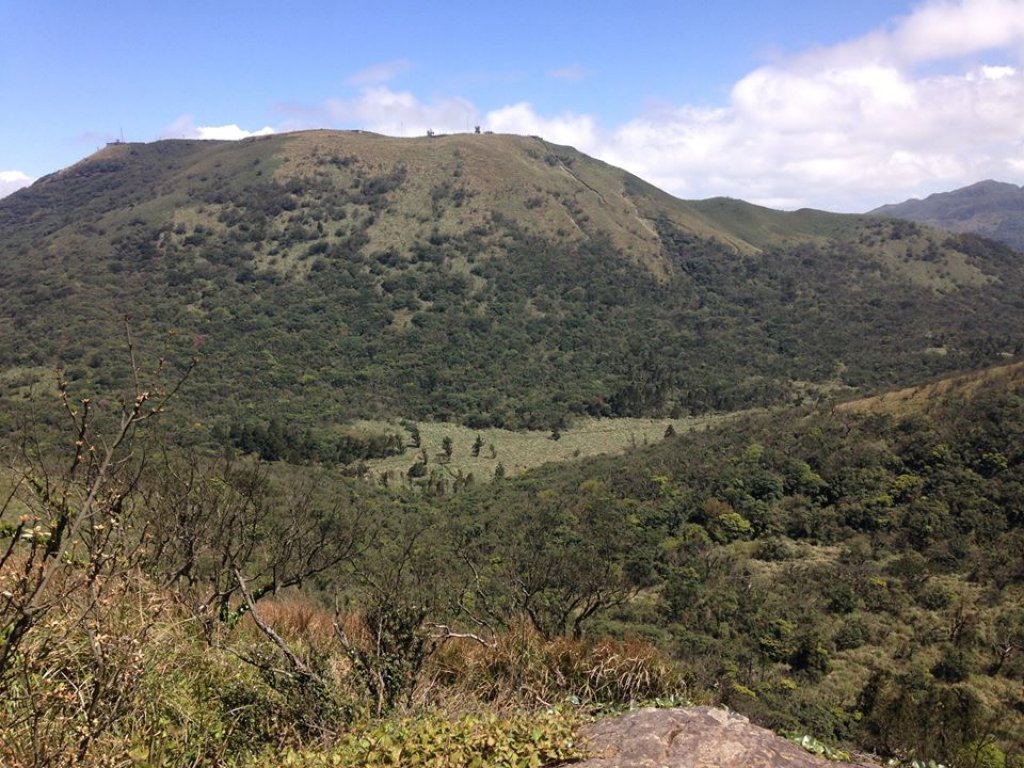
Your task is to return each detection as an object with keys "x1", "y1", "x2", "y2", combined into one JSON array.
[{"x1": 2, "y1": 353, "x2": 1022, "y2": 766}]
